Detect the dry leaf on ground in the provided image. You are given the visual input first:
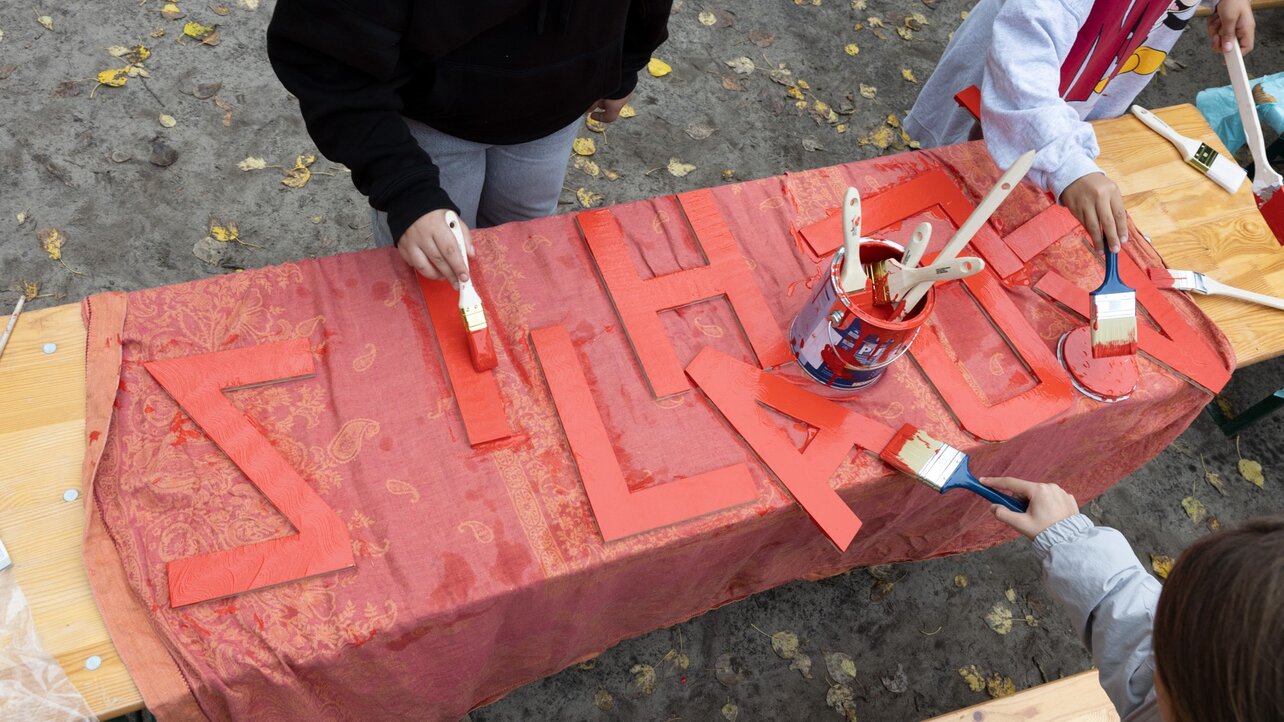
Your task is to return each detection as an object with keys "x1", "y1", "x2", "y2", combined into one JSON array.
[
  {"x1": 721, "y1": 702, "x2": 739, "y2": 722},
  {"x1": 714, "y1": 653, "x2": 742, "y2": 688},
  {"x1": 37, "y1": 228, "x2": 64, "y2": 261},
  {"x1": 238, "y1": 156, "x2": 267, "y2": 171},
  {"x1": 1181, "y1": 496, "x2": 1207, "y2": 525},
  {"x1": 726, "y1": 56, "x2": 755, "y2": 74},
  {"x1": 985, "y1": 603, "x2": 1013, "y2": 635},
  {"x1": 1150, "y1": 554, "x2": 1175, "y2": 579},
  {"x1": 789, "y1": 652, "x2": 813, "y2": 679},
  {"x1": 824, "y1": 651, "x2": 856, "y2": 684},
  {"x1": 572, "y1": 137, "x2": 596, "y2": 156},
  {"x1": 592, "y1": 689, "x2": 613, "y2": 711},
  {"x1": 987, "y1": 673, "x2": 1017, "y2": 698},
  {"x1": 825, "y1": 684, "x2": 858, "y2": 721},
  {"x1": 1238, "y1": 458, "x2": 1265, "y2": 488},
  {"x1": 630, "y1": 664, "x2": 656, "y2": 695},
  {"x1": 575, "y1": 187, "x2": 603, "y2": 208},
  {"x1": 881, "y1": 663, "x2": 908, "y2": 693},
  {"x1": 647, "y1": 57, "x2": 672, "y2": 77},
  {"x1": 769, "y1": 630, "x2": 799, "y2": 660},
  {"x1": 667, "y1": 158, "x2": 696, "y2": 177},
  {"x1": 958, "y1": 665, "x2": 985, "y2": 692}
]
